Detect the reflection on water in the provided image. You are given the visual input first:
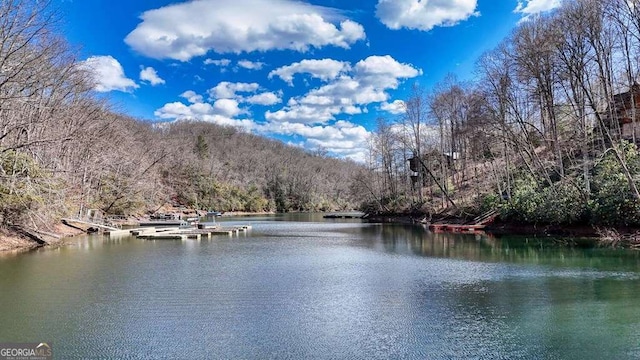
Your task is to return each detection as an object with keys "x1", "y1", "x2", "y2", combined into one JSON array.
[
  {"x1": 357, "y1": 223, "x2": 640, "y2": 272},
  {"x1": 0, "y1": 216, "x2": 639, "y2": 359}
]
